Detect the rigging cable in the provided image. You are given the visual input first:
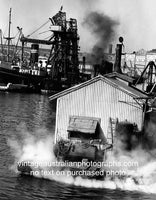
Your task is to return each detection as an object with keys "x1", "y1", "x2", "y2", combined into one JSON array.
[
  {"x1": 27, "y1": 19, "x2": 50, "y2": 37},
  {"x1": 43, "y1": 35, "x2": 53, "y2": 40}
]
